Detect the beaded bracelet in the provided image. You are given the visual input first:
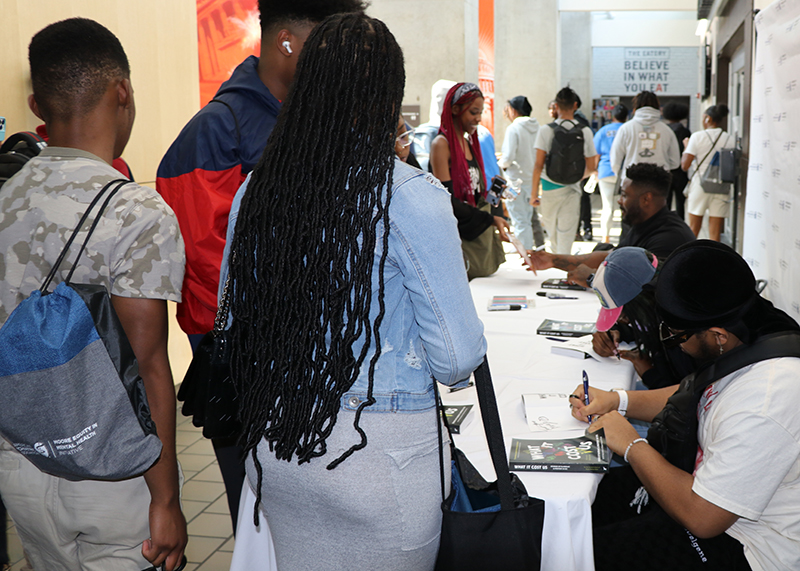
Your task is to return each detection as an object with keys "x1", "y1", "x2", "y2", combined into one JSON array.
[{"x1": 624, "y1": 437, "x2": 648, "y2": 463}]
